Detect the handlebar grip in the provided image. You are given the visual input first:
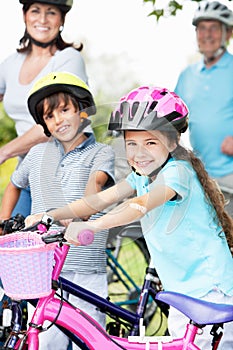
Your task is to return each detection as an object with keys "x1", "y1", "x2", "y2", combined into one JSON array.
[{"x1": 77, "y1": 230, "x2": 94, "y2": 246}]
